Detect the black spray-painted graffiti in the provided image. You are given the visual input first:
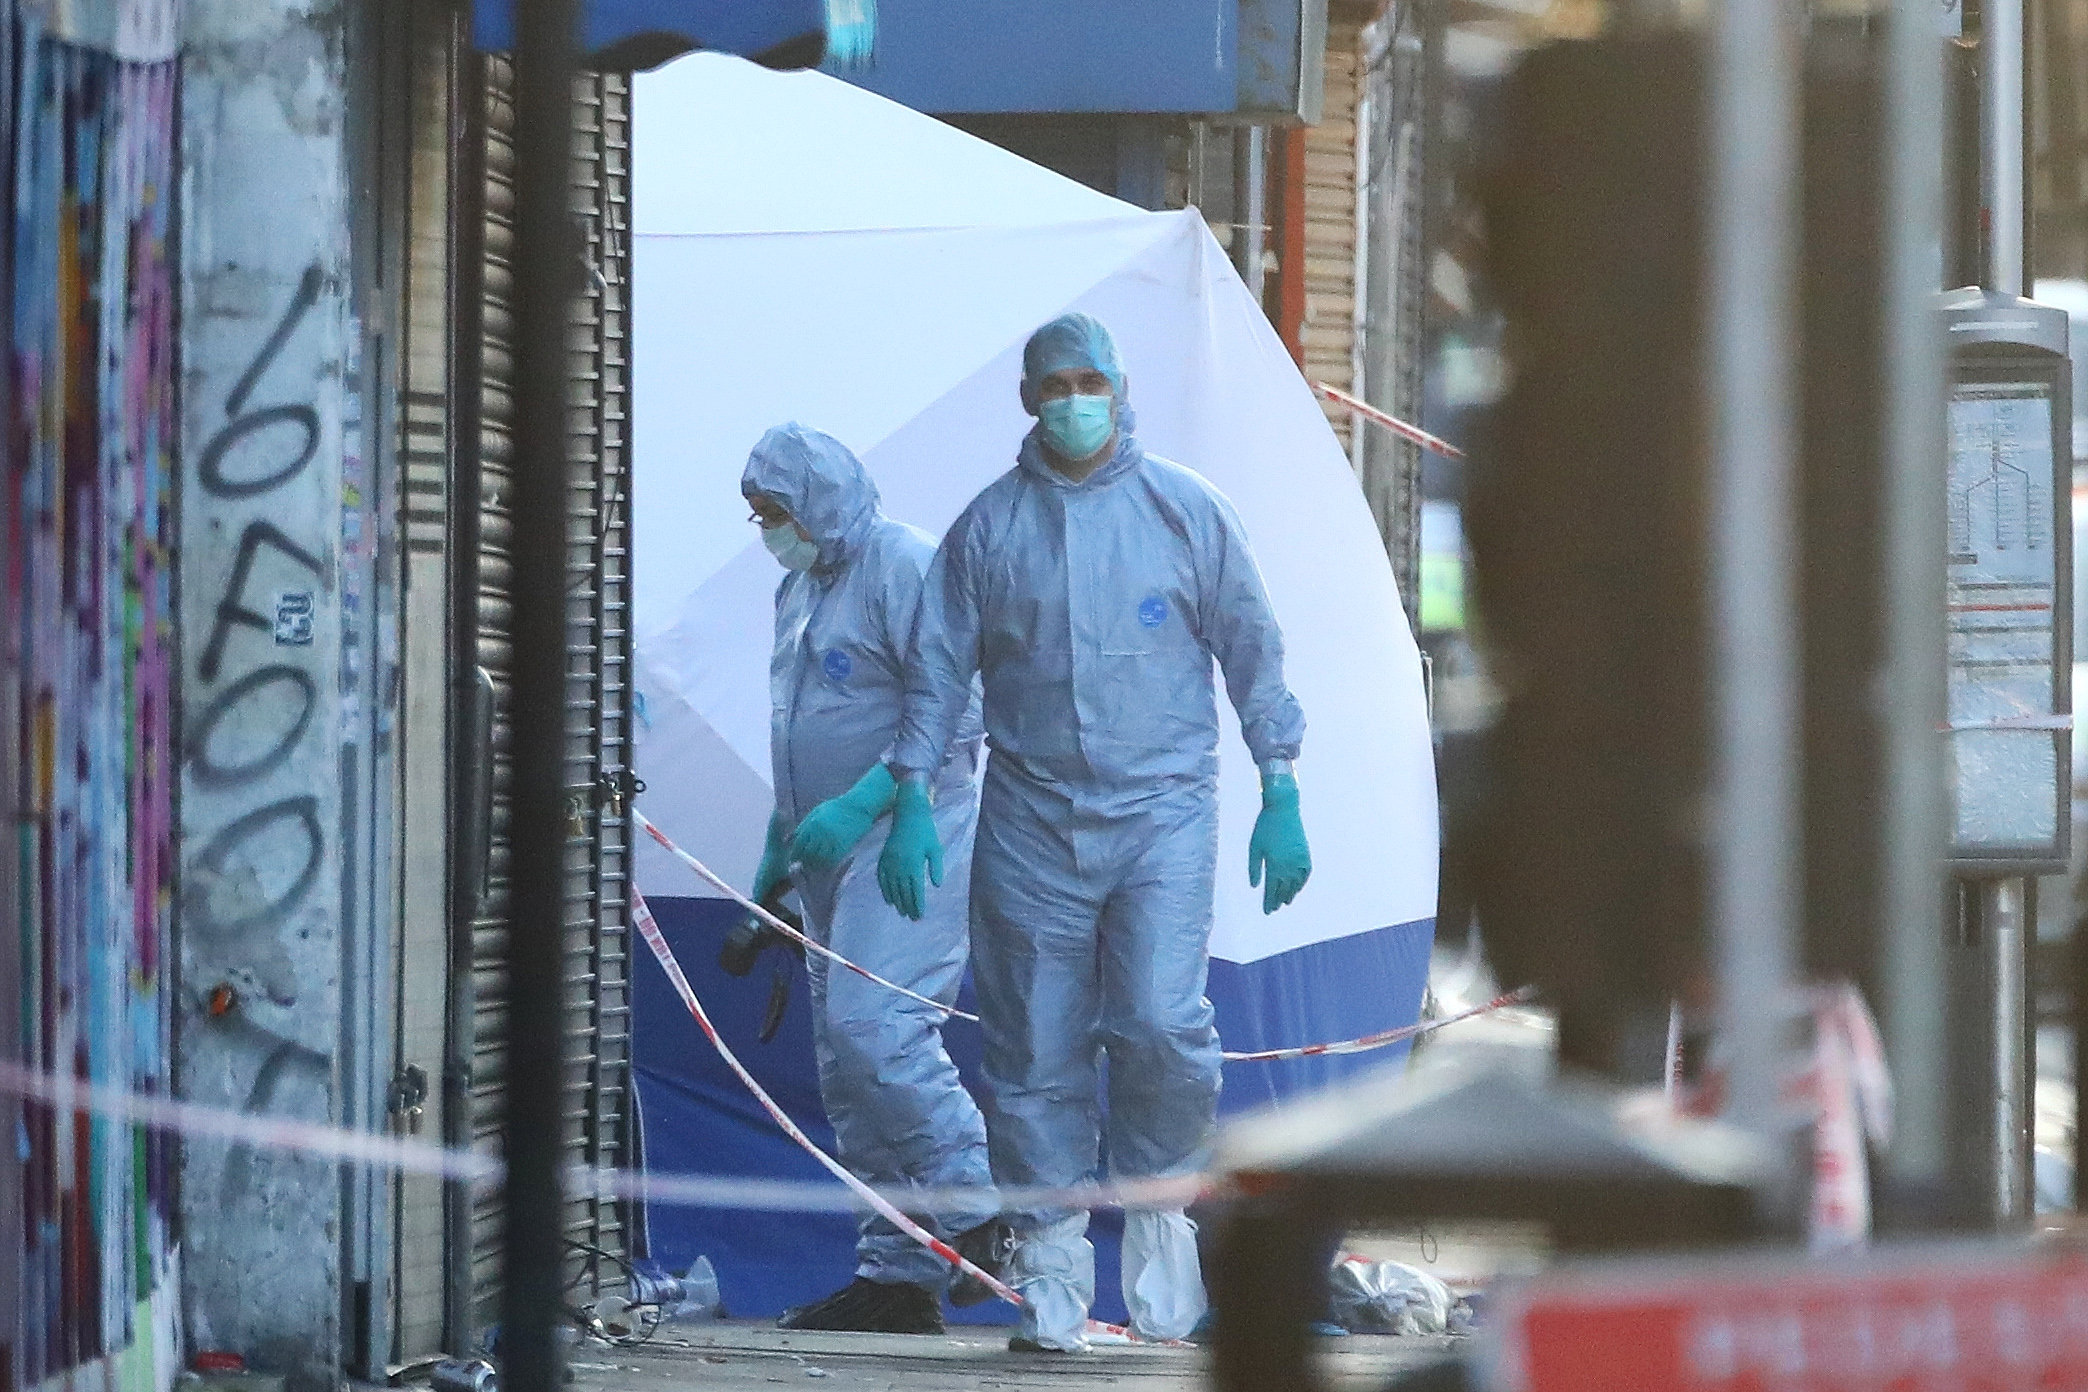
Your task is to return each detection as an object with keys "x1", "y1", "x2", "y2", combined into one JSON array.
[
  {"x1": 184, "y1": 264, "x2": 329, "y2": 943},
  {"x1": 183, "y1": 797, "x2": 325, "y2": 939},
  {"x1": 187, "y1": 665, "x2": 318, "y2": 788},
  {"x1": 198, "y1": 265, "x2": 322, "y2": 498}
]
